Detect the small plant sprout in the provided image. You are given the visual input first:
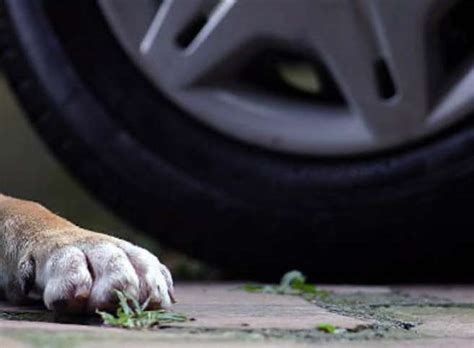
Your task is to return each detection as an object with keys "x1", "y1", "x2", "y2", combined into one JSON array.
[
  {"x1": 242, "y1": 270, "x2": 331, "y2": 300},
  {"x1": 316, "y1": 323, "x2": 342, "y2": 334},
  {"x1": 97, "y1": 290, "x2": 188, "y2": 329}
]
